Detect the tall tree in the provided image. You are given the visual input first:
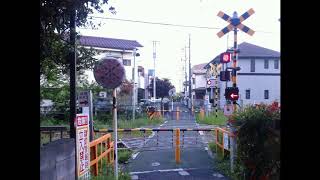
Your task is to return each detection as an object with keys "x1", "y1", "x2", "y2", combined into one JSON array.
[
  {"x1": 40, "y1": 0, "x2": 115, "y2": 83},
  {"x1": 148, "y1": 78, "x2": 175, "y2": 100}
]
